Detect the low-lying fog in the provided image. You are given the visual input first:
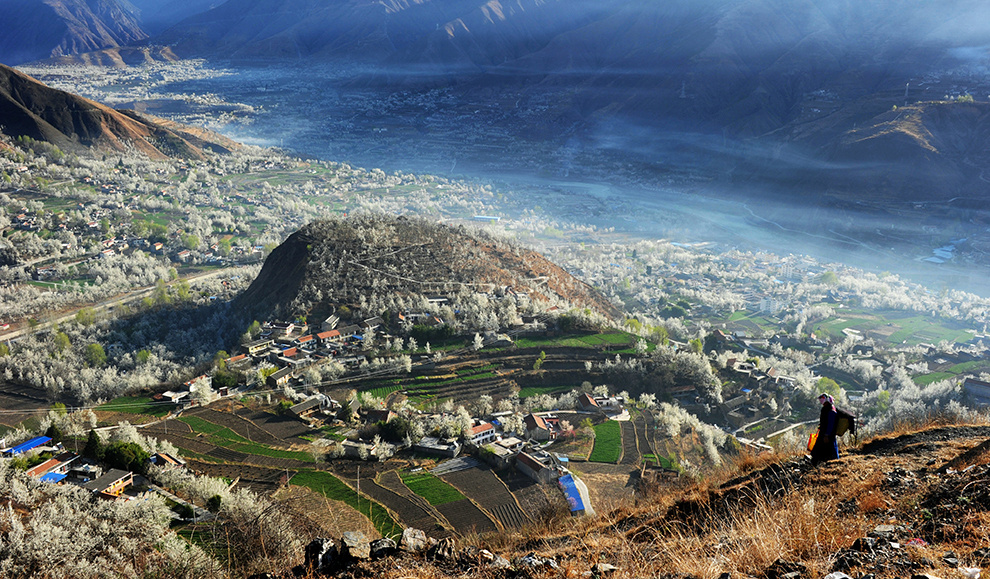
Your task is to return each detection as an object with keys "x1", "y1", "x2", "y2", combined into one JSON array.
[{"x1": 22, "y1": 60, "x2": 990, "y2": 296}]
